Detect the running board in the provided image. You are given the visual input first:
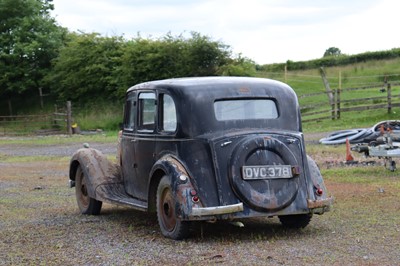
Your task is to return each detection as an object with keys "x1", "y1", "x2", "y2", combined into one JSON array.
[{"x1": 95, "y1": 182, "x2": 148, "y2": 211}]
